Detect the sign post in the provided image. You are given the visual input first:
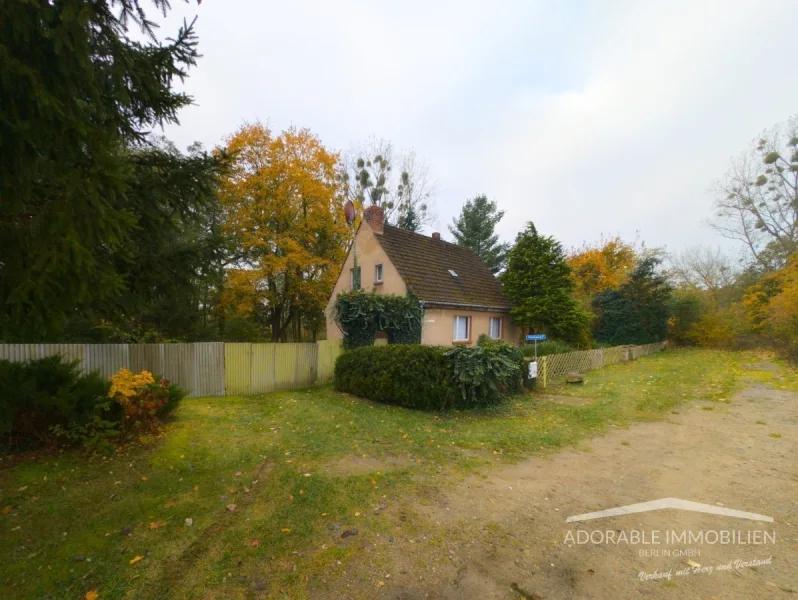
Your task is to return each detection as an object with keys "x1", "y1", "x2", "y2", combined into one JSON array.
[
  {"x1": 525, "y1": 333, "x2": 547, "y2": 360},
  {"x1": 525, "y1": 333, "x2": 547, "y2": 383}
]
